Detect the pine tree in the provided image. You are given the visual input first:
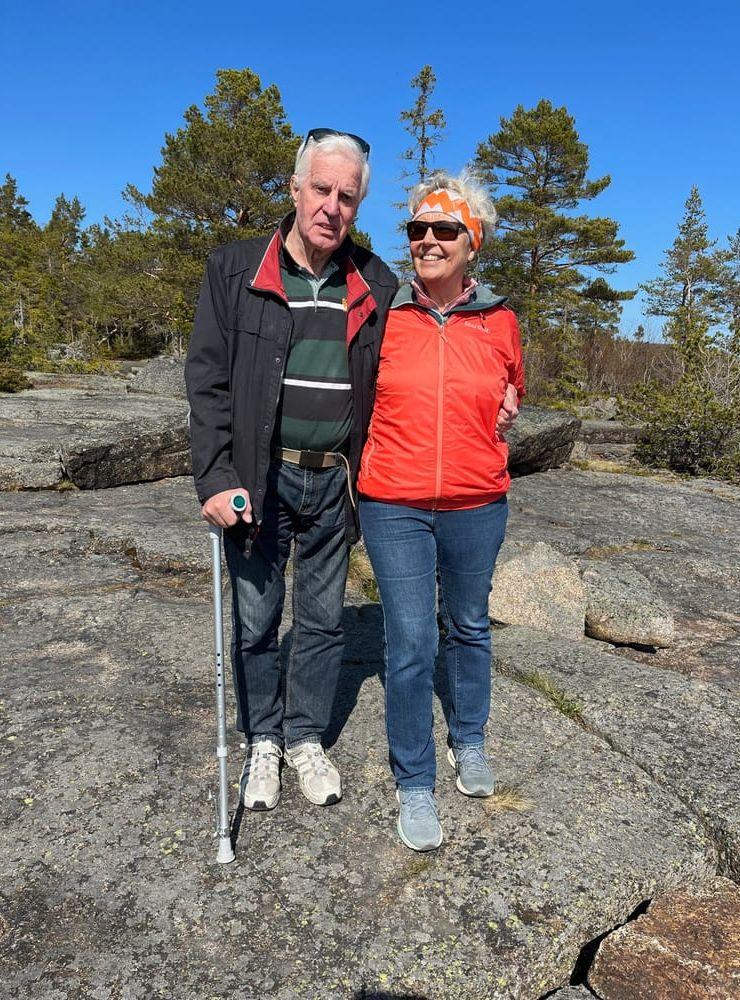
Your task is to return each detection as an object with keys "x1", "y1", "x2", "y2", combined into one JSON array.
[
  {"x1": 641, "y1": 186, "x2": 722, "y2": 369},
  {"x1": 0, "y1": 175, "x2": 41, "y2": 360},
  {"x1": 636, "y1": 188, "x2": 739, "y2": 479},
  {"x1": 399, "y1": 65, "x2": 446, "y2": 186},
  {"x1": 125, "y1": 68, "x2": 299, "y2": 245},
  {"x1": 474, "y1": 100, "x2": 634, "y2": 395},
  {"x1": 395, "y1": 65, "x2": 447, "y2": 277}
]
